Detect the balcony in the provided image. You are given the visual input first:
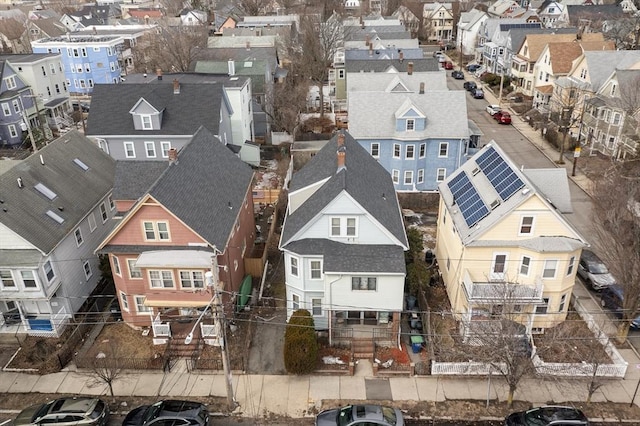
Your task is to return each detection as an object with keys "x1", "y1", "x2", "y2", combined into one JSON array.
[{"x1": 462, "y1": 270, "x2": 544, "y2": 303}]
